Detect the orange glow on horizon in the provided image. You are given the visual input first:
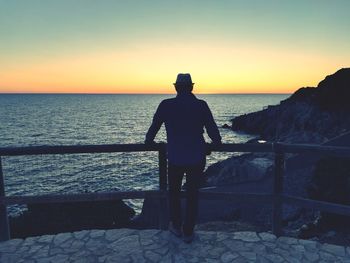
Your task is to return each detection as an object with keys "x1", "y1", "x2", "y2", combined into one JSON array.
[{"x1": 0, "y1": 41, "x2": 348, "y2": 94}]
